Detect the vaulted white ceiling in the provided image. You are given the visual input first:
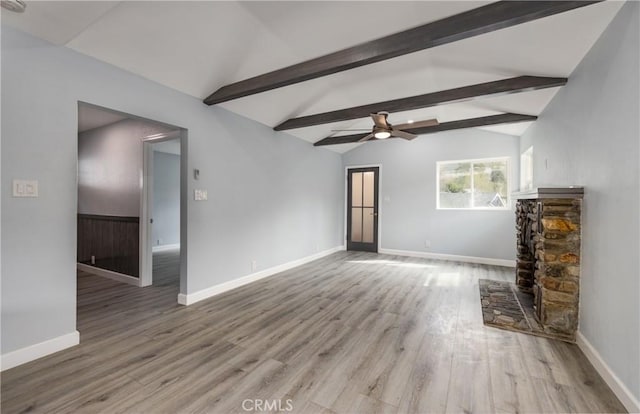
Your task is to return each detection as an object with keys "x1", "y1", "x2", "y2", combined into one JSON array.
[{"x1": 2, "y1": 1, "x2": 624, "y2": 153}]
